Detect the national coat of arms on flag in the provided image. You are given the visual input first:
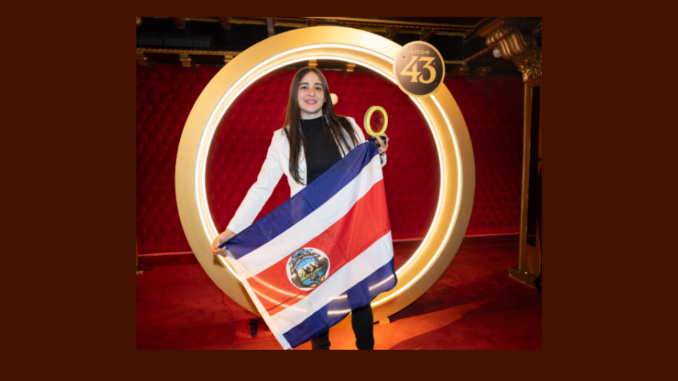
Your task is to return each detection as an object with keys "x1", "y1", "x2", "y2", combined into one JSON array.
[{"x1": 219, "y1": 142, "x2": 397, "y2": 350}]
